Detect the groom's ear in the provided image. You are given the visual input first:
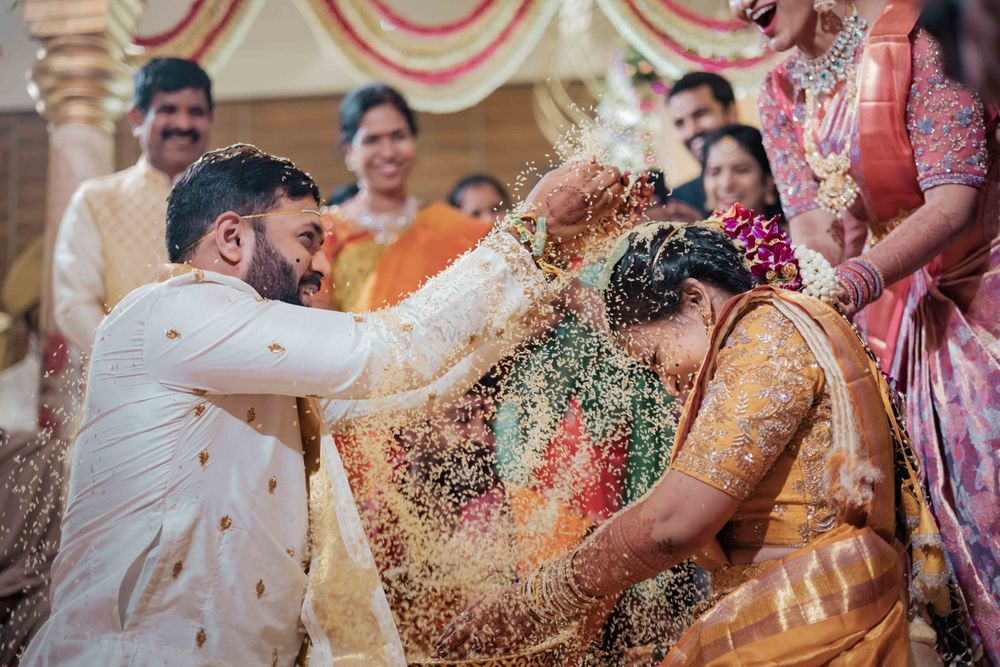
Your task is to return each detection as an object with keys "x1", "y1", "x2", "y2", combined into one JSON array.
[{"x1": 213, "y1": 212, "x2": 248, "y2": 266}]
